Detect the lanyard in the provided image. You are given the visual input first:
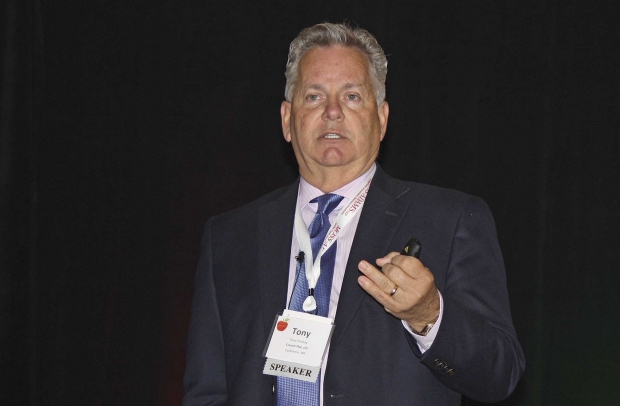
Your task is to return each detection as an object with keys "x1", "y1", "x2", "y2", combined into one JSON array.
[{"x1": 293, "y1": 178, "x2": 372, "y2": 312}]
